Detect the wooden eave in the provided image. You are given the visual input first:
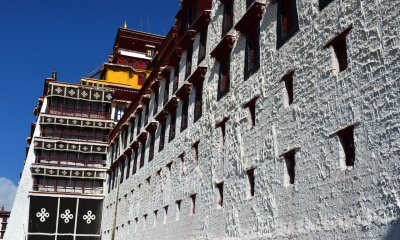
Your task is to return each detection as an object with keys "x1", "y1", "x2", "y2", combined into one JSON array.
[
  {"x1": 187, "y1": 66, "x2": 207, "y2": 86},
  {"x1": 166, "y1": 47, "x2": 183, "y2": 66},
  {"x1": 137, "y1": 131, "x2": 149, "y2": 143},
  {"x1": 175, "y1": 83, "x2": 193, "y2": 100},
  {"x1": 155, "y1": 109, "x2": 169, "y2": 122},
  {"x1": 150, "y1": 80, "x2": 161, "y2": 91},
  {"x1": 210, "y1": 34, "x2": 236, "y2": 61},
  {"x1": 130, "y1": 140, "x2": 140, "y2": 150},
  {"x1": 192, "y1": 10, "x2": 211, "y2": 32},
  {"x1": 145, "y1": 122, "x2": 159, "y2": 134},
  {"x1": 235, "y1": 2, "x2": 266, "y2": 34},
  {"x1": 179, "y1": 30, "x2": 197, "y2": 49},
  {"x1": 164, "y1": 96, "x2": 180, "y2": 113}
]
